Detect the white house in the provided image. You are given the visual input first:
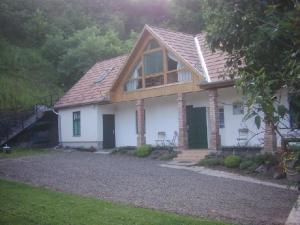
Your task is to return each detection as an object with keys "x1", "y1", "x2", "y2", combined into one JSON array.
[{"x1": 54, "y1": 25, "x2": 299, "y2": 152}]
